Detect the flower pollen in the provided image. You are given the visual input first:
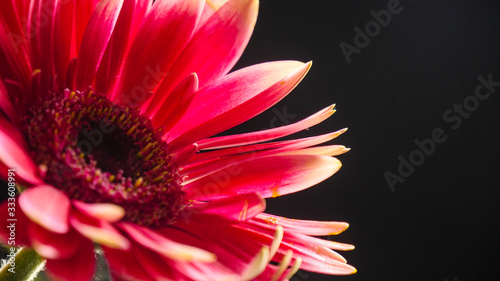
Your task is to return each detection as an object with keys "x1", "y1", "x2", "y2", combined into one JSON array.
[{"x1": 24, "y1": 89, "x2": 184, "y2": 227}]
